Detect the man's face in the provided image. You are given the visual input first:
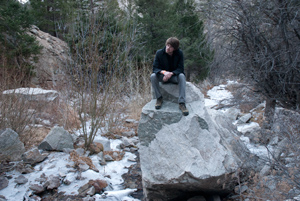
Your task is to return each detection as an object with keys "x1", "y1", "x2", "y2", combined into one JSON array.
[{"x1": 166, "y1": 44, "x2": 174, "y2": 55}]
